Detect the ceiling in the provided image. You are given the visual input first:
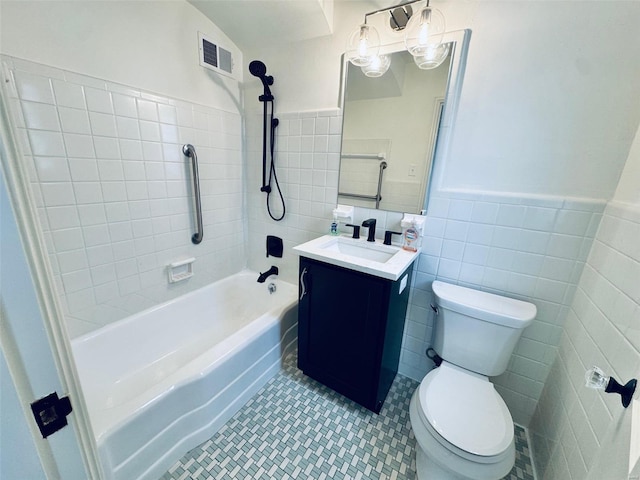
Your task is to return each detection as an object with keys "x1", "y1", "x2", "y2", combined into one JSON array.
[
  {"x1": 188, "y1": 0, "x2": 394, "y2": 52},
  {"x1": 188, "y1": 0, "x2": 335, "y2": 52}
]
